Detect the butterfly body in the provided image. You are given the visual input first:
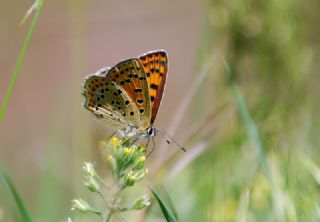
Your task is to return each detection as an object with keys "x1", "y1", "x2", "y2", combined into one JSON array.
[{"x1": 83, "y1": 50, "x2": 168, "y2": 136}]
